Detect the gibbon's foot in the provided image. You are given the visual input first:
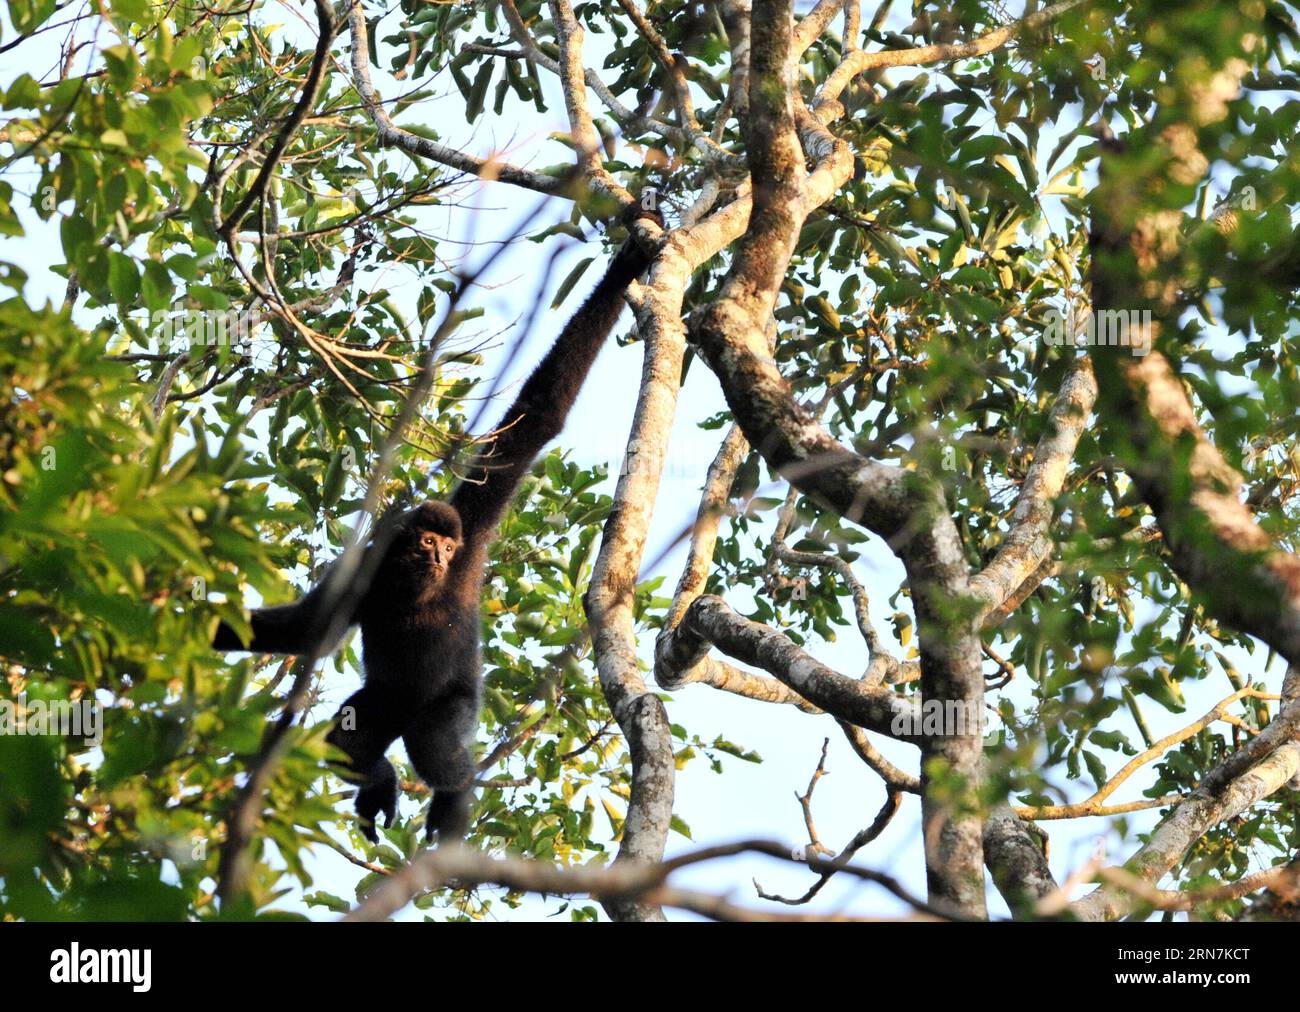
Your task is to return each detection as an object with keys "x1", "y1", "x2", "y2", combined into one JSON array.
[
  {"x1": 423, "y1": 788, "x2": 471, "y2": 846},
  {"x1": 355, "y1": 777, "x2": 398, "y2": 843}
]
